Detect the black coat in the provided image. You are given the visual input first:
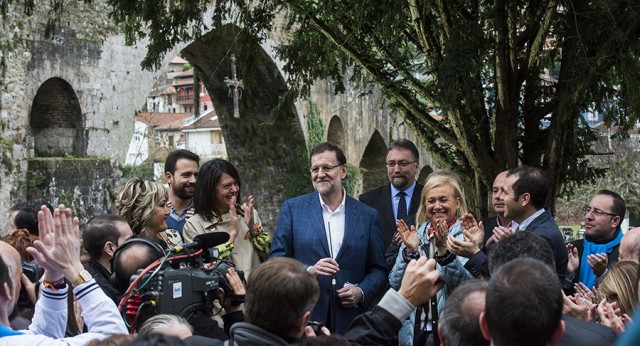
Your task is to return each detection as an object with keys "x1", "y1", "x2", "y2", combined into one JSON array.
[{"x1": 359, "y1": 182, "x2": 424, "y2": 249}]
